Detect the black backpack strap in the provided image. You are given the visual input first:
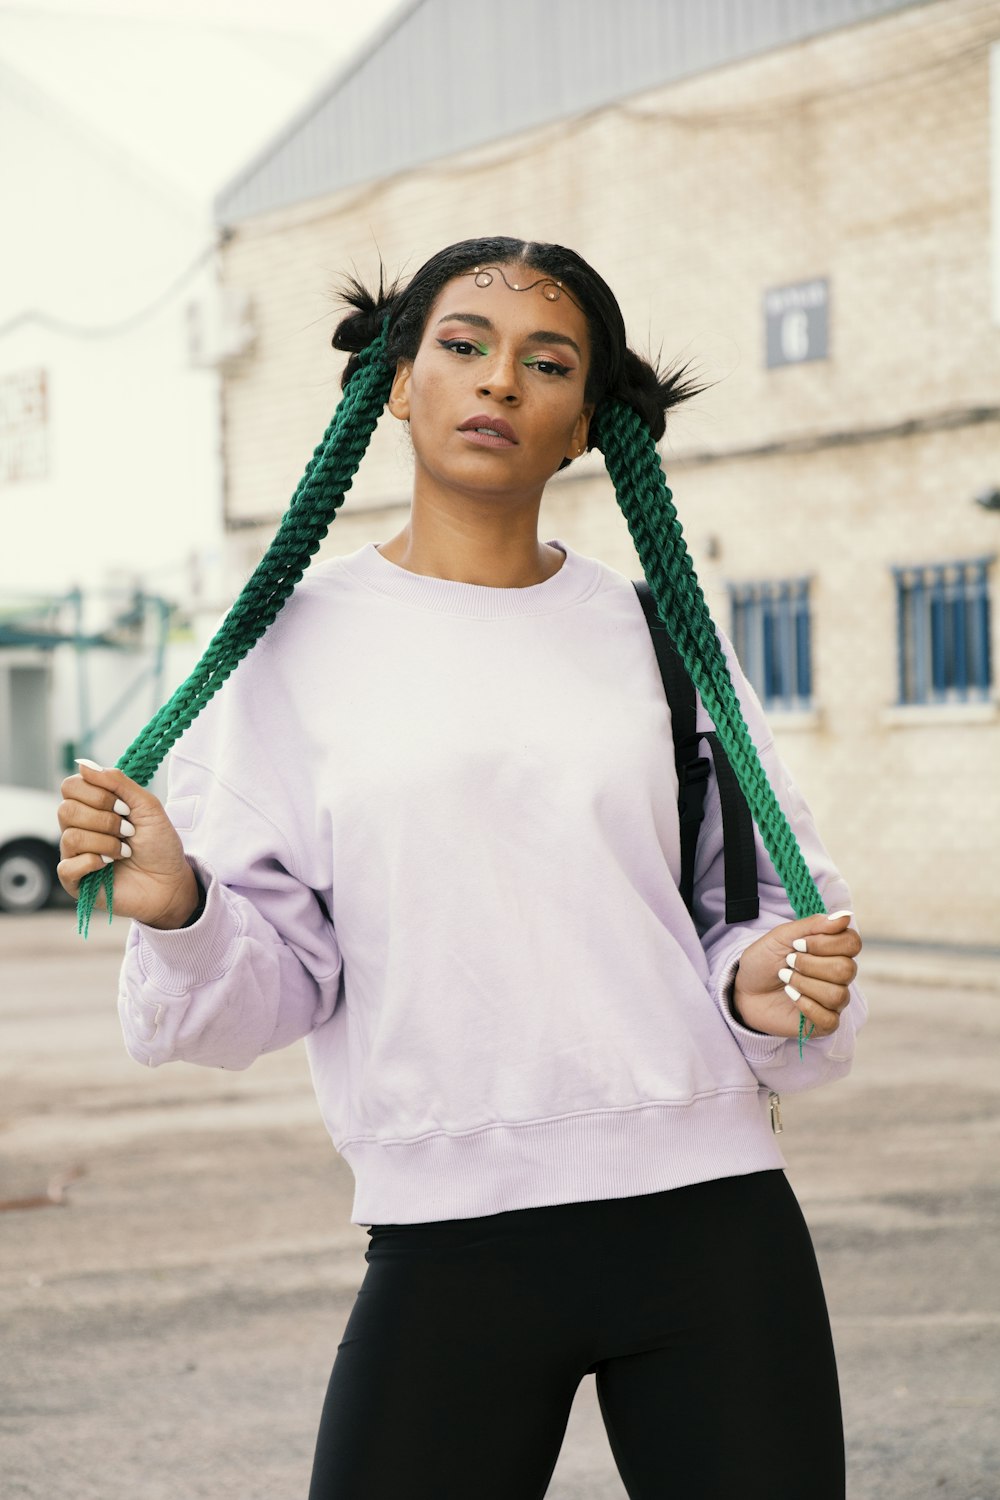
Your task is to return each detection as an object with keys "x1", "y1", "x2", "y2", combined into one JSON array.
[
  {"x1": 632, "y1": 581, "x2": 711, "y2": 913},
  {"x1": 632, "y1": 580, "x2": 759, "y2": 924},
  {"x1": 702, "y1": 732, "x2": 761, "y2": 923}
]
